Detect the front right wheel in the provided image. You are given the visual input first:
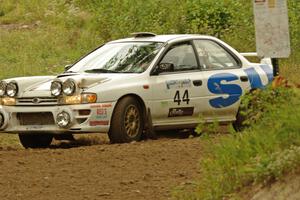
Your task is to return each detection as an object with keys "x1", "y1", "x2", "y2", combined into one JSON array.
[{"x1": 108, "y1": 96, "x2": 144, "y2": 143}]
